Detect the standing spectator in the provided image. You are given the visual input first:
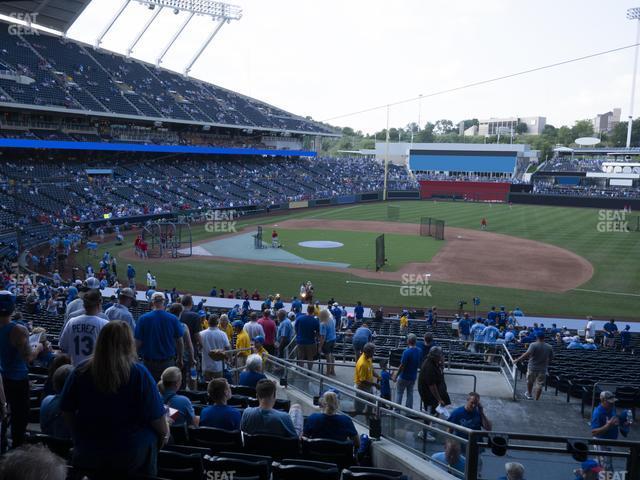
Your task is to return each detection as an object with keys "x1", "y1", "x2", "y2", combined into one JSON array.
[
  {"x1": 603, "y1": 319, "x2": 618, "y2": 348},
  {"x1": 126, "y1": 264, "x2": 136, "y2": 289},
  {"x1": 135, "y1": 292, "x2": 184, "y2": 381},
  {"x1": 458, "y1": 313, "x2": 471, "y2": 343},
  {"x1": 219, "y1": 314, "x2": 233, "y2": 344},
  {"x1": 158, "y1": 367, "x2": 198, "y2": 427},
  {"x1": 179, "y1": 295, "x2": 202, "y2": 389},
  {"x1": 105, "y1": 288, "x2": 136, "y2": 330},
  {"x1": 60, "y1": 321, "x2": 169, "y2": 477},
  {"x1": 239, "y1": 354, "x2": 267, "y2": 388},
  {"x1": 303, "y1": 391, "x2": 359, "y2": 447},
  {"x1": 200, "y1": 378, "x2": 241, "y2": 430},
  {"x1": 591, "y1": 391, "x2": 629, "y2": 473},
  {"x1": 354, "y1": 343, "x2": 380, "y2": 417},
  {"x1": 65, "y1": 277, "x2": 106, "y2": 323},
  {"x1": 447, "y1": 392, "x2": 492, "y2": 434},
  {"x1": 354, "y1": 301, "x2": 364, "y2": 321},
  {"x1": 59, "y1": 290, "x2": 108, "y2": 366},
  {"x1": 470, "y1": 317, "x2": 485, "y2": 353},
  {"x1": 621, "y1": 325, "x2": 632, "y2": 352},
  {"x1": 352, "y1": 322, "x2": 373, "y2": 359},
  {"x1": 276, "y1": 310, "x2": 293, "y2": 358},
  {"x1": 233, "y1": 320, "x2": 251, "y2": 368},
  {"x1": 200, "y1": 314, "x2": 230, "y2": 380},
  {"x1": 417, "y1": 332, "x2": 435, "y2": 361},
  {"x1": 379, "y1": 358, "x2": 392, "y2": 402},
  {"x1": 585, "y1": 316, "x2": 595, "y2": 341},
  {"x1": 392, "y1": 333, "x2": 422, "y2": 409},
  {"x1": 40, "y1": 365, "x2": 74, "y2": 440},
  {"x1": 257, "y1": 310, "x2": 277, "y2": 355},
  {"x1": 240, "y1": 379, "x2": 297, "y2": 438},
  {"x1": 295, "y1": 305, "x2": 320, "y2": 370},
  {"x1": 514, "y1": 331, "x2": 554, "y2": 400},
  {"x1": 244, "y1": 312, "x2": 265, "y2": 341},
  {"x1": 418, "y1": 347, "x2": 450, "y2": 441},
  {"x1": 319, "y1": 309, "x2": 337, "y2": 376}
]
